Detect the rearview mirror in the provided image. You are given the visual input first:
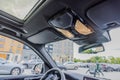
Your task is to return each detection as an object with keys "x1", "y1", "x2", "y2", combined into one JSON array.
[{"x1": 79, "y1": 44, "x2": 104, "y2": 54}]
